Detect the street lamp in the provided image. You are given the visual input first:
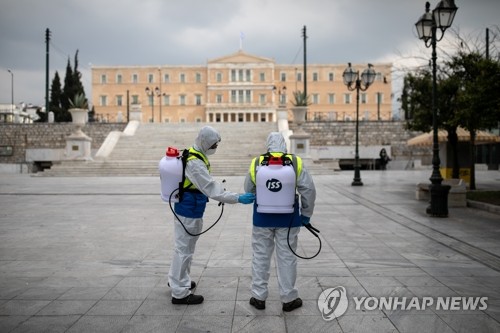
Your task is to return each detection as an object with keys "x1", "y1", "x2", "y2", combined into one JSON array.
[
  {"x1": 343, "y1": 63, "x2": 376, "y2": 186},
  {"x1": 273, "y1": 85, "x2": 287, "y2": 106},
  {"x1": 145, "y1": 86, "x2": 161, "y2": 123},
  {"x1": 158, "y1": 68, "x2": 164, "y2": 122},
  {"x1": 7, "y1": 69, "x2": 14, "y2": 113},
  {"x1": 415, "y1": 0, "x2": 458, "y2": 217}
]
